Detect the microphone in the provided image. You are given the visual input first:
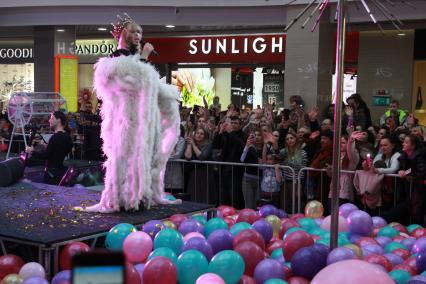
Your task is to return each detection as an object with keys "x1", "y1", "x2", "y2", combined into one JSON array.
[{"x1": 141, "y1": 40, "x2": 159, "y2": 56}]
